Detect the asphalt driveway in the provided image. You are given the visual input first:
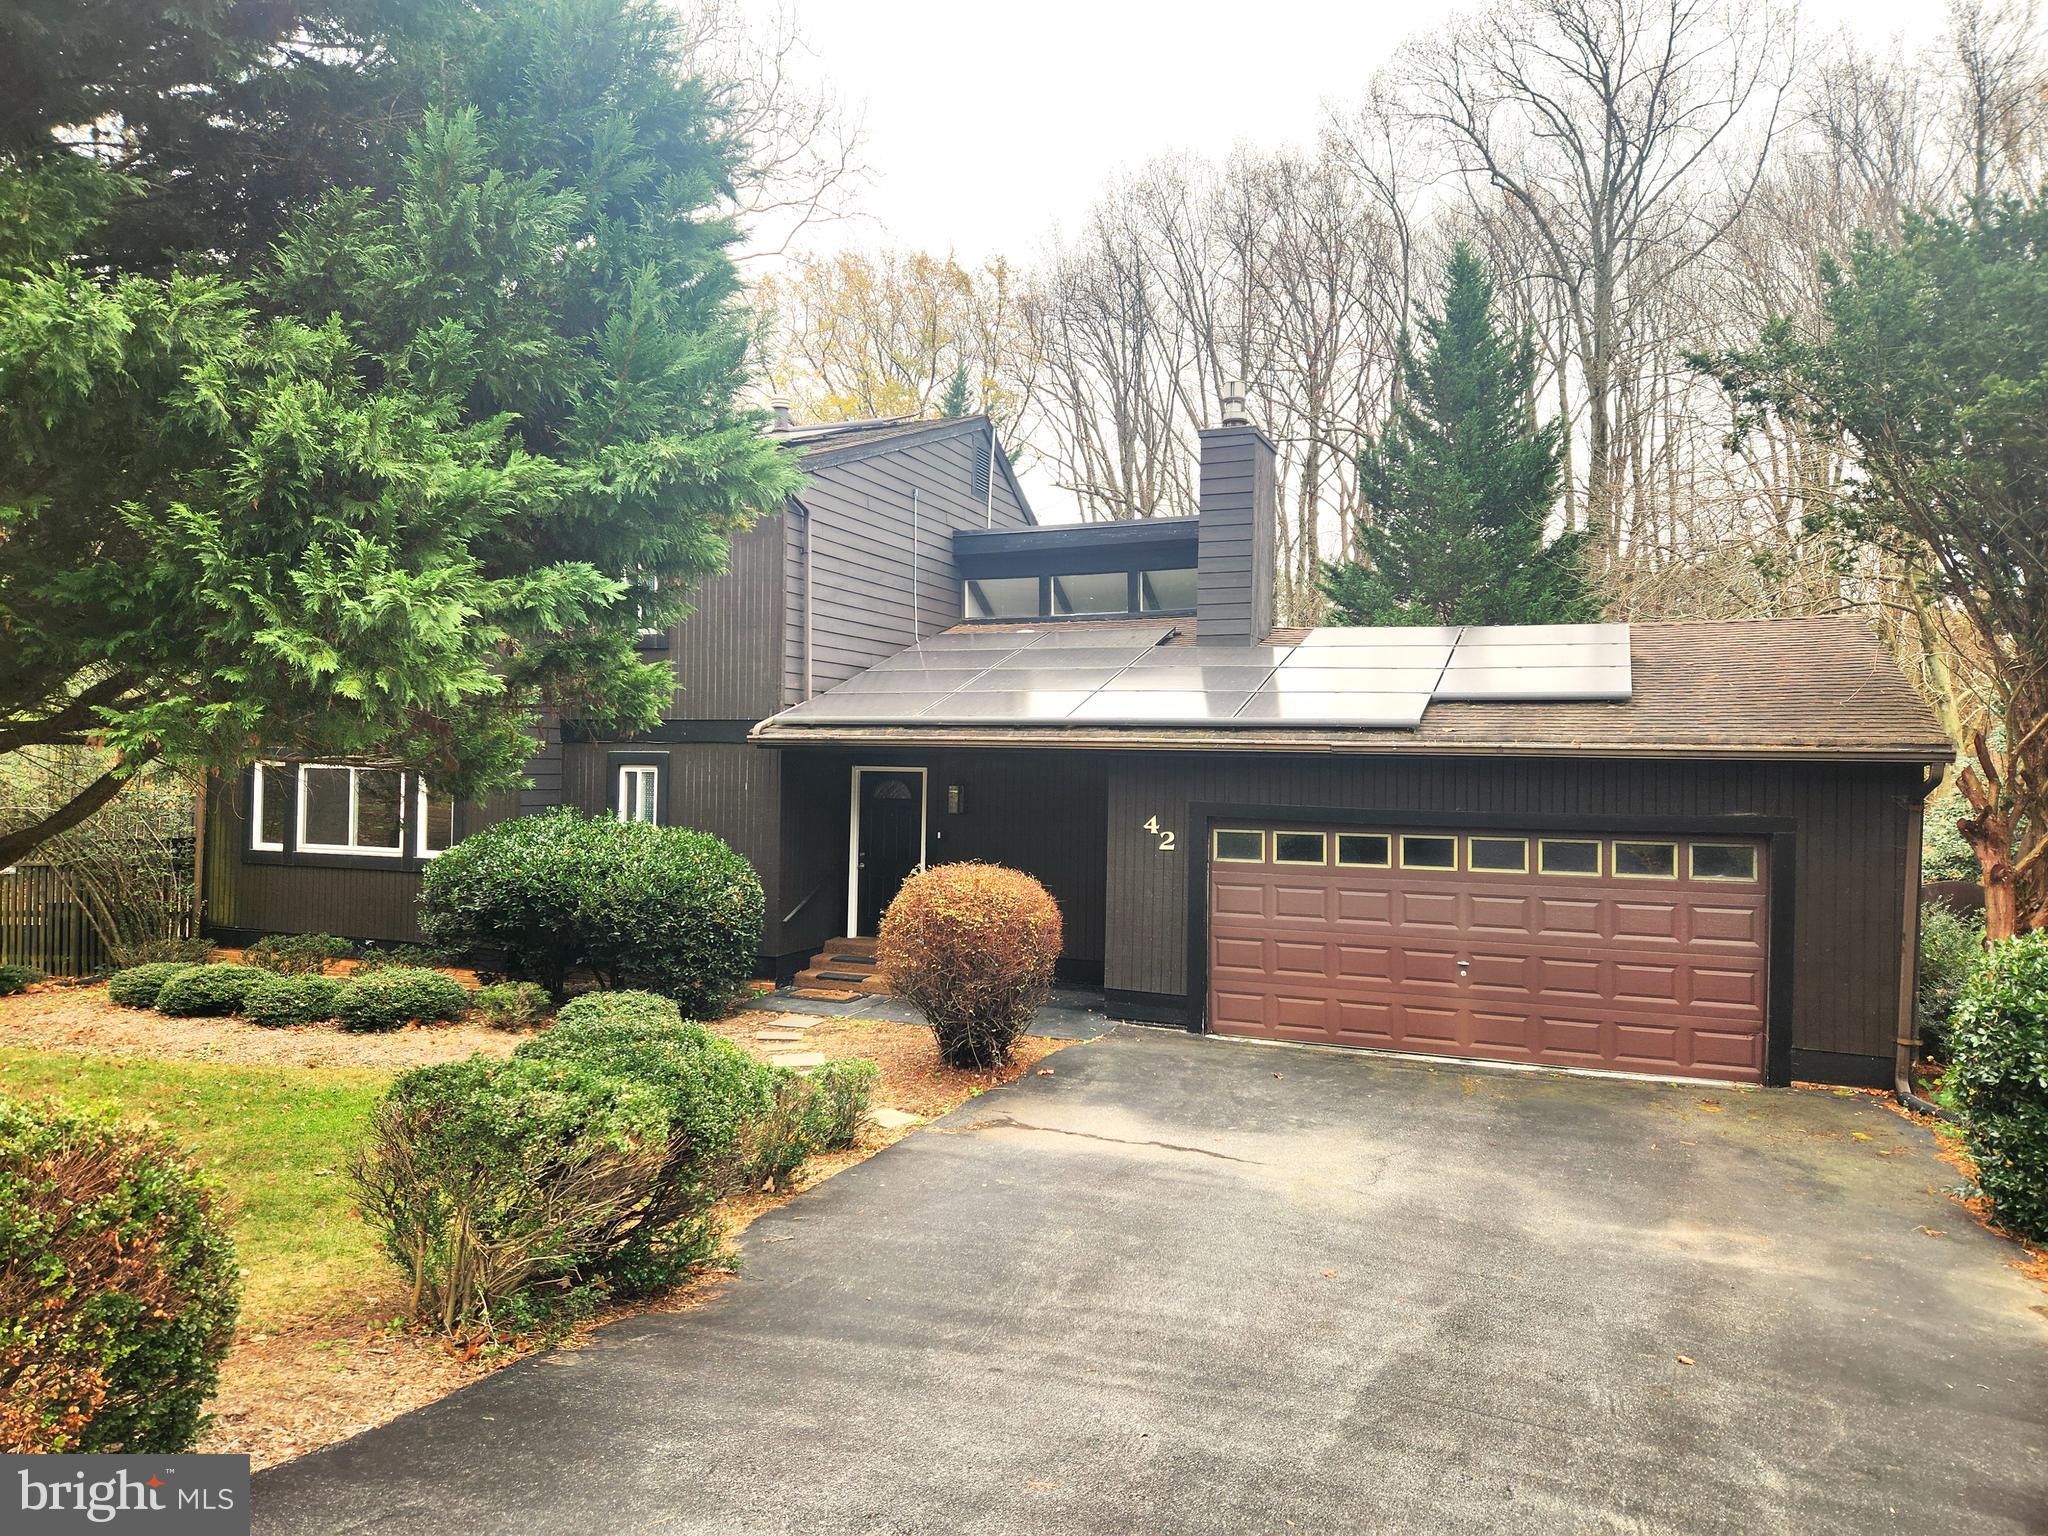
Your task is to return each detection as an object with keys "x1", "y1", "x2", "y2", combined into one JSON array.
[{"x1": 255, "y1": 1028, "x2": 2048, "y2": 1535}]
